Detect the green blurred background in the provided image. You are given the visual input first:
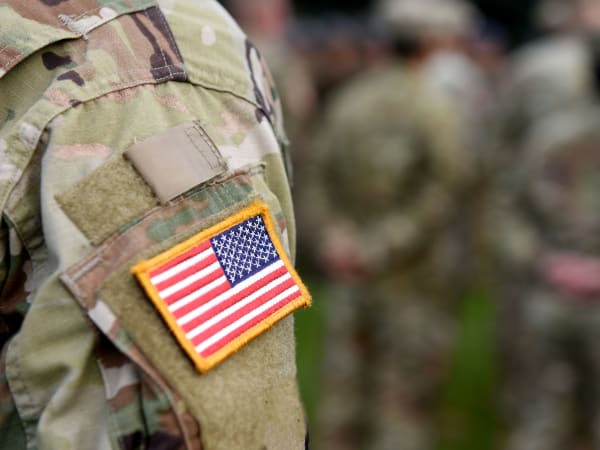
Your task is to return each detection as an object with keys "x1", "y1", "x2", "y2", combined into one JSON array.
[{"x1": 295, "y1": 281, "x2": 500, "y2": 450}]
